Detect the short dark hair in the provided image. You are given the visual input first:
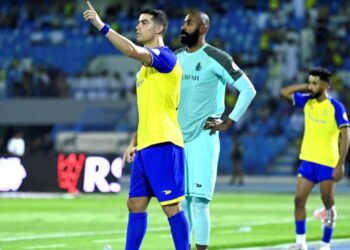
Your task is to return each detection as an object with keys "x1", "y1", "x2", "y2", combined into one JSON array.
[
  {"x1": 309, "y1": 67, "x2": 332, "y2": 83},
  {"x1": 140, "y1": 9, "x2": 168, "y2": 34}
]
